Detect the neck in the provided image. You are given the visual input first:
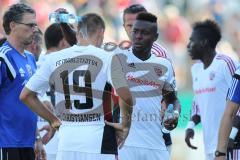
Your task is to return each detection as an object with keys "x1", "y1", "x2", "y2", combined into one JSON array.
[
  {"x1": 78, "y1": 38, "x2": 91, "y2": 46},
  {"x1": 201, "y1": 49, "x2": 216, "y2": 69},
  {"x1": 132, "y1": 48, "x2": 151, "y2": 61},
  {"x1": 7, "y1": 36, "x2": 26, "y2": 54},
  {"x1": 46, "y1": 47, "x2": 60, "y2": 54}
]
